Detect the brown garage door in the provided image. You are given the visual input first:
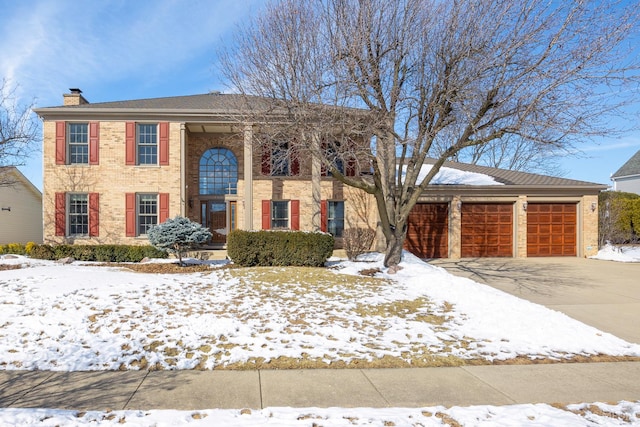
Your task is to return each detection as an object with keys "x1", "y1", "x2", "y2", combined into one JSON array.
[
  {"x1": 461, "y1": 203, "x2": 513, "y2": 257},
  {"x1": 527, "y1": 203, "x2": 577, "y2": 256},
  {"x1": 405, "y1": 203, "x2": 449, "y2": 258}
]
